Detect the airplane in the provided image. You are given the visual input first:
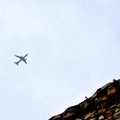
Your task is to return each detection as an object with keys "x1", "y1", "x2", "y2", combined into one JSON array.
[{"x1": 14, "y1": 54, "x2": 28, "y2": 65}]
